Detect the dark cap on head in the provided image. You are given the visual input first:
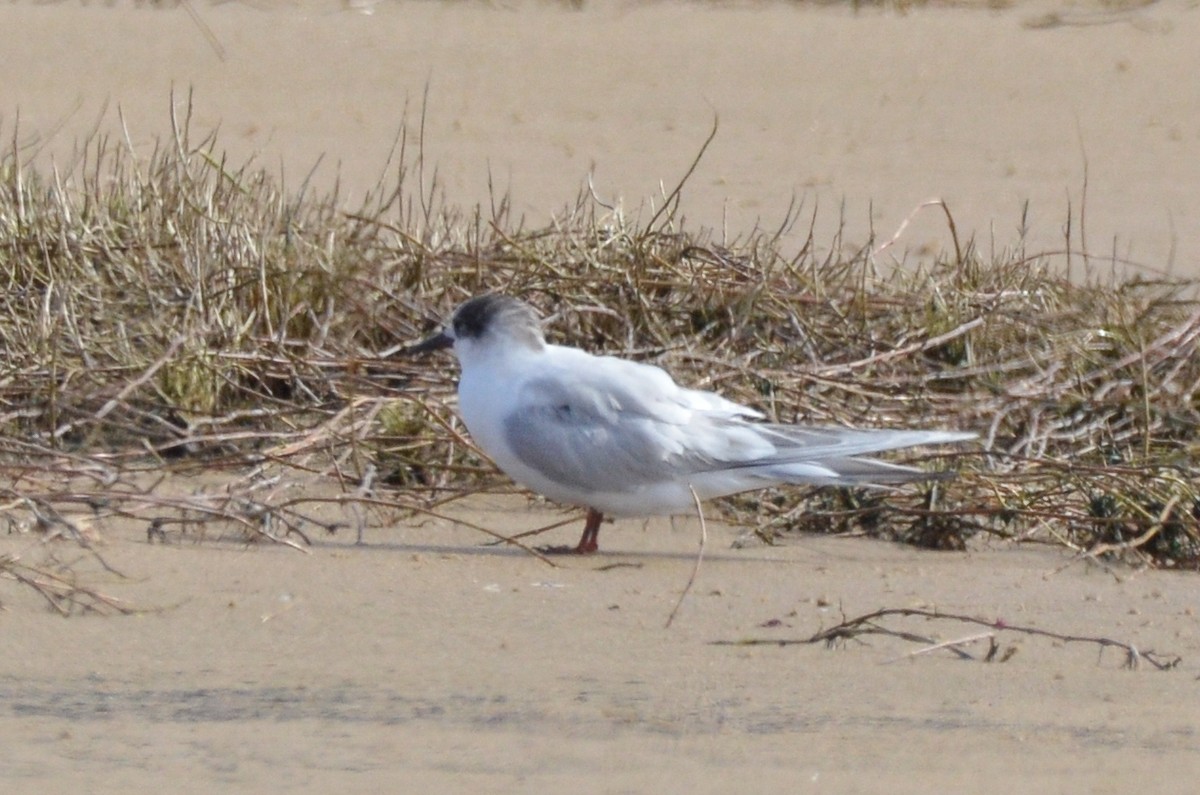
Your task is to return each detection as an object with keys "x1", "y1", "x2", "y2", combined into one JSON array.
[
  {"x1": 451, "y1": 294, "x2": 545, "y2": 349},
  {"x1": 403, "y1": 294, "x2": 545, "y2": 356}
]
